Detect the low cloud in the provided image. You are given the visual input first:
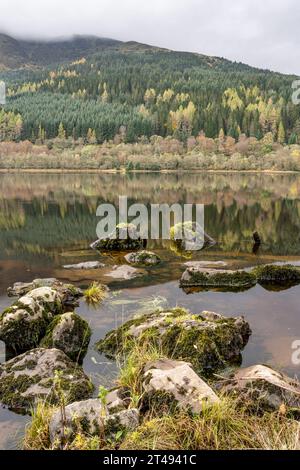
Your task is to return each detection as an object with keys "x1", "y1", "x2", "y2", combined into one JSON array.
[{"x1": 0, "y1": 0, "x2": 299, "y2": 74}]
